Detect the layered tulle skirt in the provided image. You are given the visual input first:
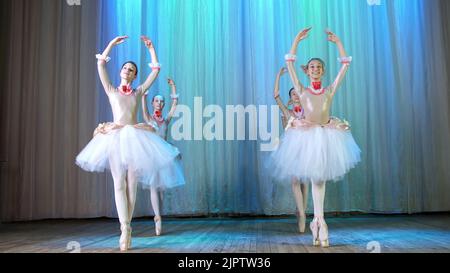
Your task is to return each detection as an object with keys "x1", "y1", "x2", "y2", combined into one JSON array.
[
  {"x1": 269, "y1": 118, "x2": 361, "y2": 184},
  {"x1": 76, "y1": 123, "x2": 185, "y2": 190}
]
